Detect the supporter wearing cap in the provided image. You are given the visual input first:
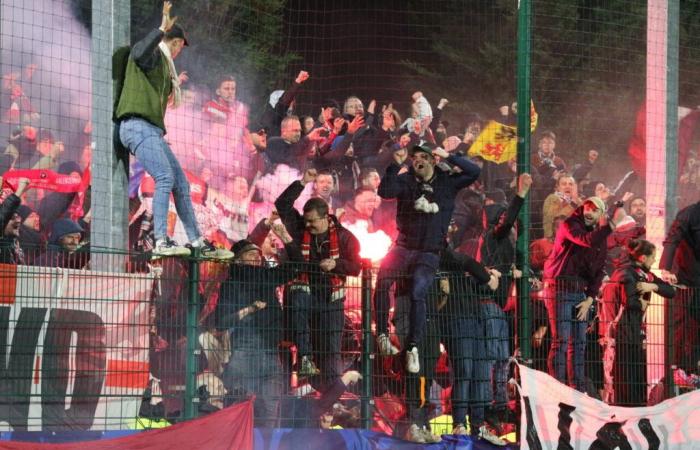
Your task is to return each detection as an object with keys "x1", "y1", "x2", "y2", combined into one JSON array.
[
  {"x1": 114, "y1": 2, "x2": 231, "y2": 260},
  {"x1": 216, "y1": 223, "x2": 300, "y2": 427},
  {"x1": 544, "y1": 195, "x2": 620, "y2": 393},
  {"x1": 374, "y1": 142, "x2": 481, "y2": 374}
]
